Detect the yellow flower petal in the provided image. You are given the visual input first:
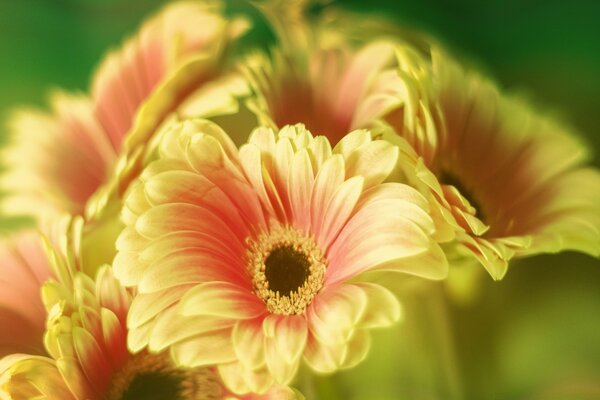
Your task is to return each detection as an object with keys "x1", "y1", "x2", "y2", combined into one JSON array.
[
  {"x1": 148, "y1": 307, "x2": 234, "y2": 353},
  {"x1": 232, "y1": 319, "x2": 266, "y2": 370},
  {"x1": 0, "y1": 355, "x2": 75, "y2": 400},
  {"x1": 170, "y1": 329, "x2": 237, "y2": 368},
  {"x1": 218, "y1": 361, "x2": 275, "y2": 395},
  {"x1": 308, "y1": 285, "x2": 367, "y2": 345},
  {"x1": 343, "y1": 139, "x2": 399, "y2": 189},
  {"x1": 179, "y1": 282, "x2": 265, "y2": 320},
  {"x1": 354, "y1": 283, "x2": 402, "y2": 329}
]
